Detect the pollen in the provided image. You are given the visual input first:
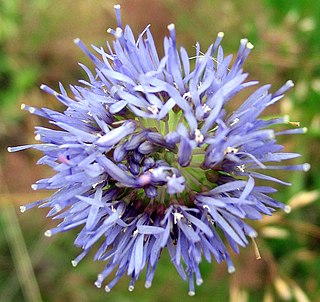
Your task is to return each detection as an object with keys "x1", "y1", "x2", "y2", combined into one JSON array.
[{"x1": 195, "y1": 129, "x2": 204, "y2": 143}]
